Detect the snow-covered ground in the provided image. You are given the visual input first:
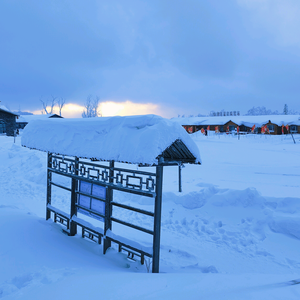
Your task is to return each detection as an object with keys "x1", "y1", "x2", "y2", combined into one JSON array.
[{"x1": 1, "y1": 132, "x2": 300, "y2": 299}]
